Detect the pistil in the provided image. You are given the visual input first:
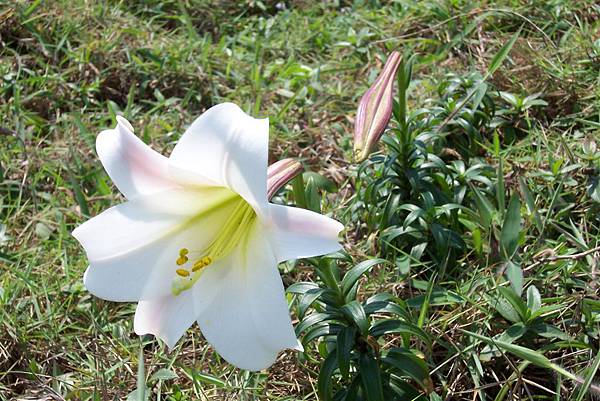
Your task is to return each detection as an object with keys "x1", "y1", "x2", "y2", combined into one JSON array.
[{"x1": 171, "y1": 198, "x2": 256, "y2": 296}]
